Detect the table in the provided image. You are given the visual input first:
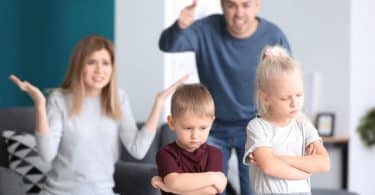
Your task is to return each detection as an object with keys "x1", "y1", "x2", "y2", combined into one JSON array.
[{"x1": 322, "y1": 136, "x2": 350, "y2": 189}]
